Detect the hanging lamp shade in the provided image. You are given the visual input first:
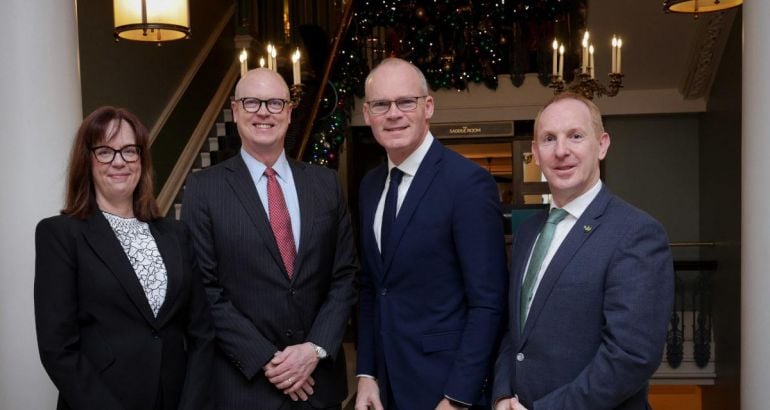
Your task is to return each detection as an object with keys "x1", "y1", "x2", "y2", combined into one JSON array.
[
  {"x1": 114, "y1": 0, "x2": 190, "y2": 43},
  {"x1": 663, "y1": 0, "x2": 742, "y2": 14}
]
